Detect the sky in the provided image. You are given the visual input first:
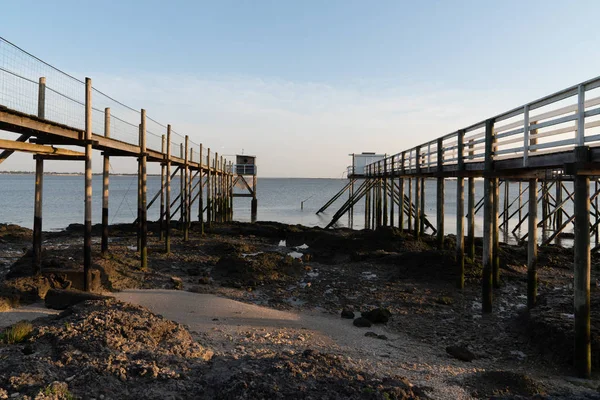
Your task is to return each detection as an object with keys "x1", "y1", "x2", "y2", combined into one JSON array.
[{"x1": 2, "y1": 0, "x2": 600, "y2": 177}]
